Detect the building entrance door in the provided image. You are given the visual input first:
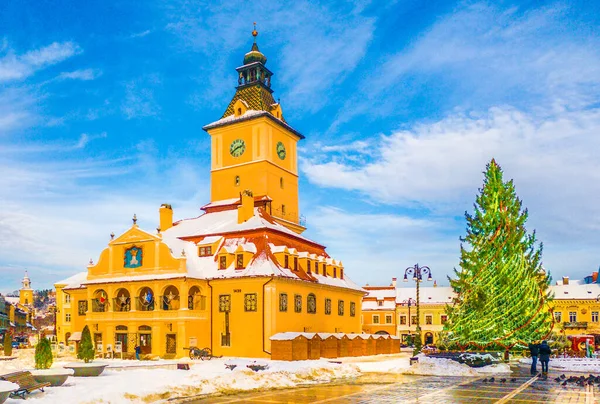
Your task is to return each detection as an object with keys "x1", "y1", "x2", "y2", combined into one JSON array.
[
  {"x1": 115, "y1": 333, "x2": 128, "y2": 353},
  {"x1": 140, "y1": 333, "x2": 152, "y2": 354},
  {"x1": 166, "y1": 334, "x2": 176, "y2": 355}
]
